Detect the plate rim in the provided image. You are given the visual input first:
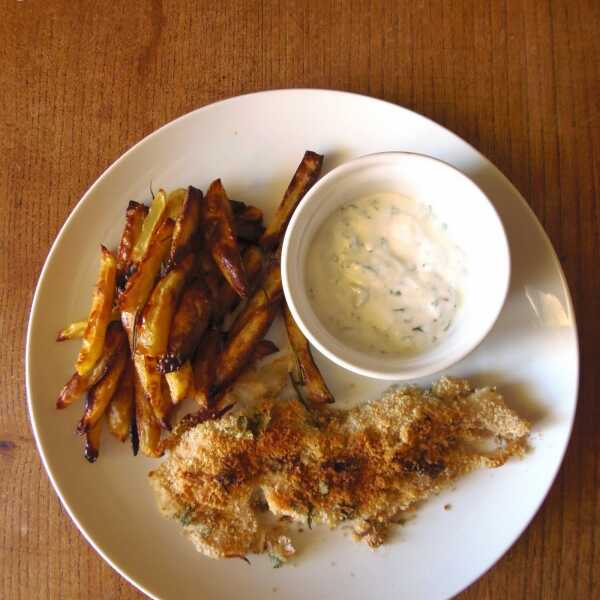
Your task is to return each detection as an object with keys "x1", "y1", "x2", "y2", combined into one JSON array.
[{"x1": 25, "y1": 88, "x2": 580, "y2": 600}]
